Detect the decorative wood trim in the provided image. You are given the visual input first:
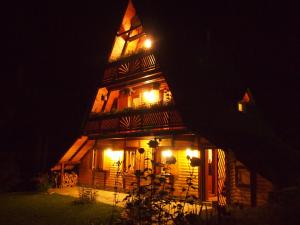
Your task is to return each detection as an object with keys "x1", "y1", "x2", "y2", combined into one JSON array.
[
  {"x1": 85, "y1": 105, "x2": 185, "y2": 139},
  {"x1": 87, "y1": 129, "x2": 190, "y2": 141},
  {"x1": 102, "y1": 52, "x2": 159, "y2": 84}
]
